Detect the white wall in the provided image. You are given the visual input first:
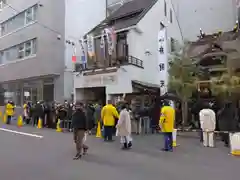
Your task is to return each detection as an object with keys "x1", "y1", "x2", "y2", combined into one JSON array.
[
  {"x1": 74, "y1": 65, "x2": 146, "y2": 99},
  {"x1": 172, "y1": 0, "x2": 236, "y2": 41},
  {"x1": 127, "y1": 0, "x2": 183, "y2": 85}
]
